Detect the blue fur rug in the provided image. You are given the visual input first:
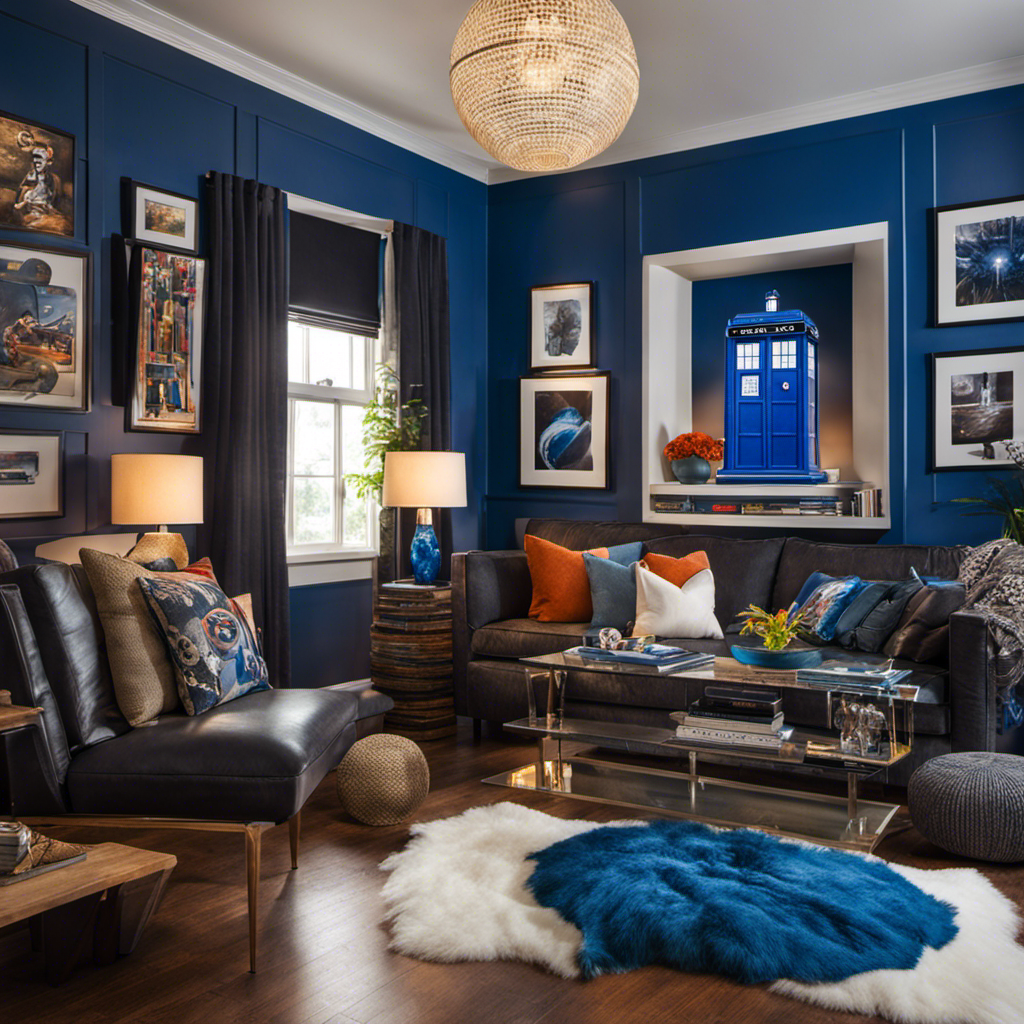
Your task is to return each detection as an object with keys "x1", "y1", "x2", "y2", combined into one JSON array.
[{"x1": 526, "y1": 819, "x2": 956, "y2": 983}]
